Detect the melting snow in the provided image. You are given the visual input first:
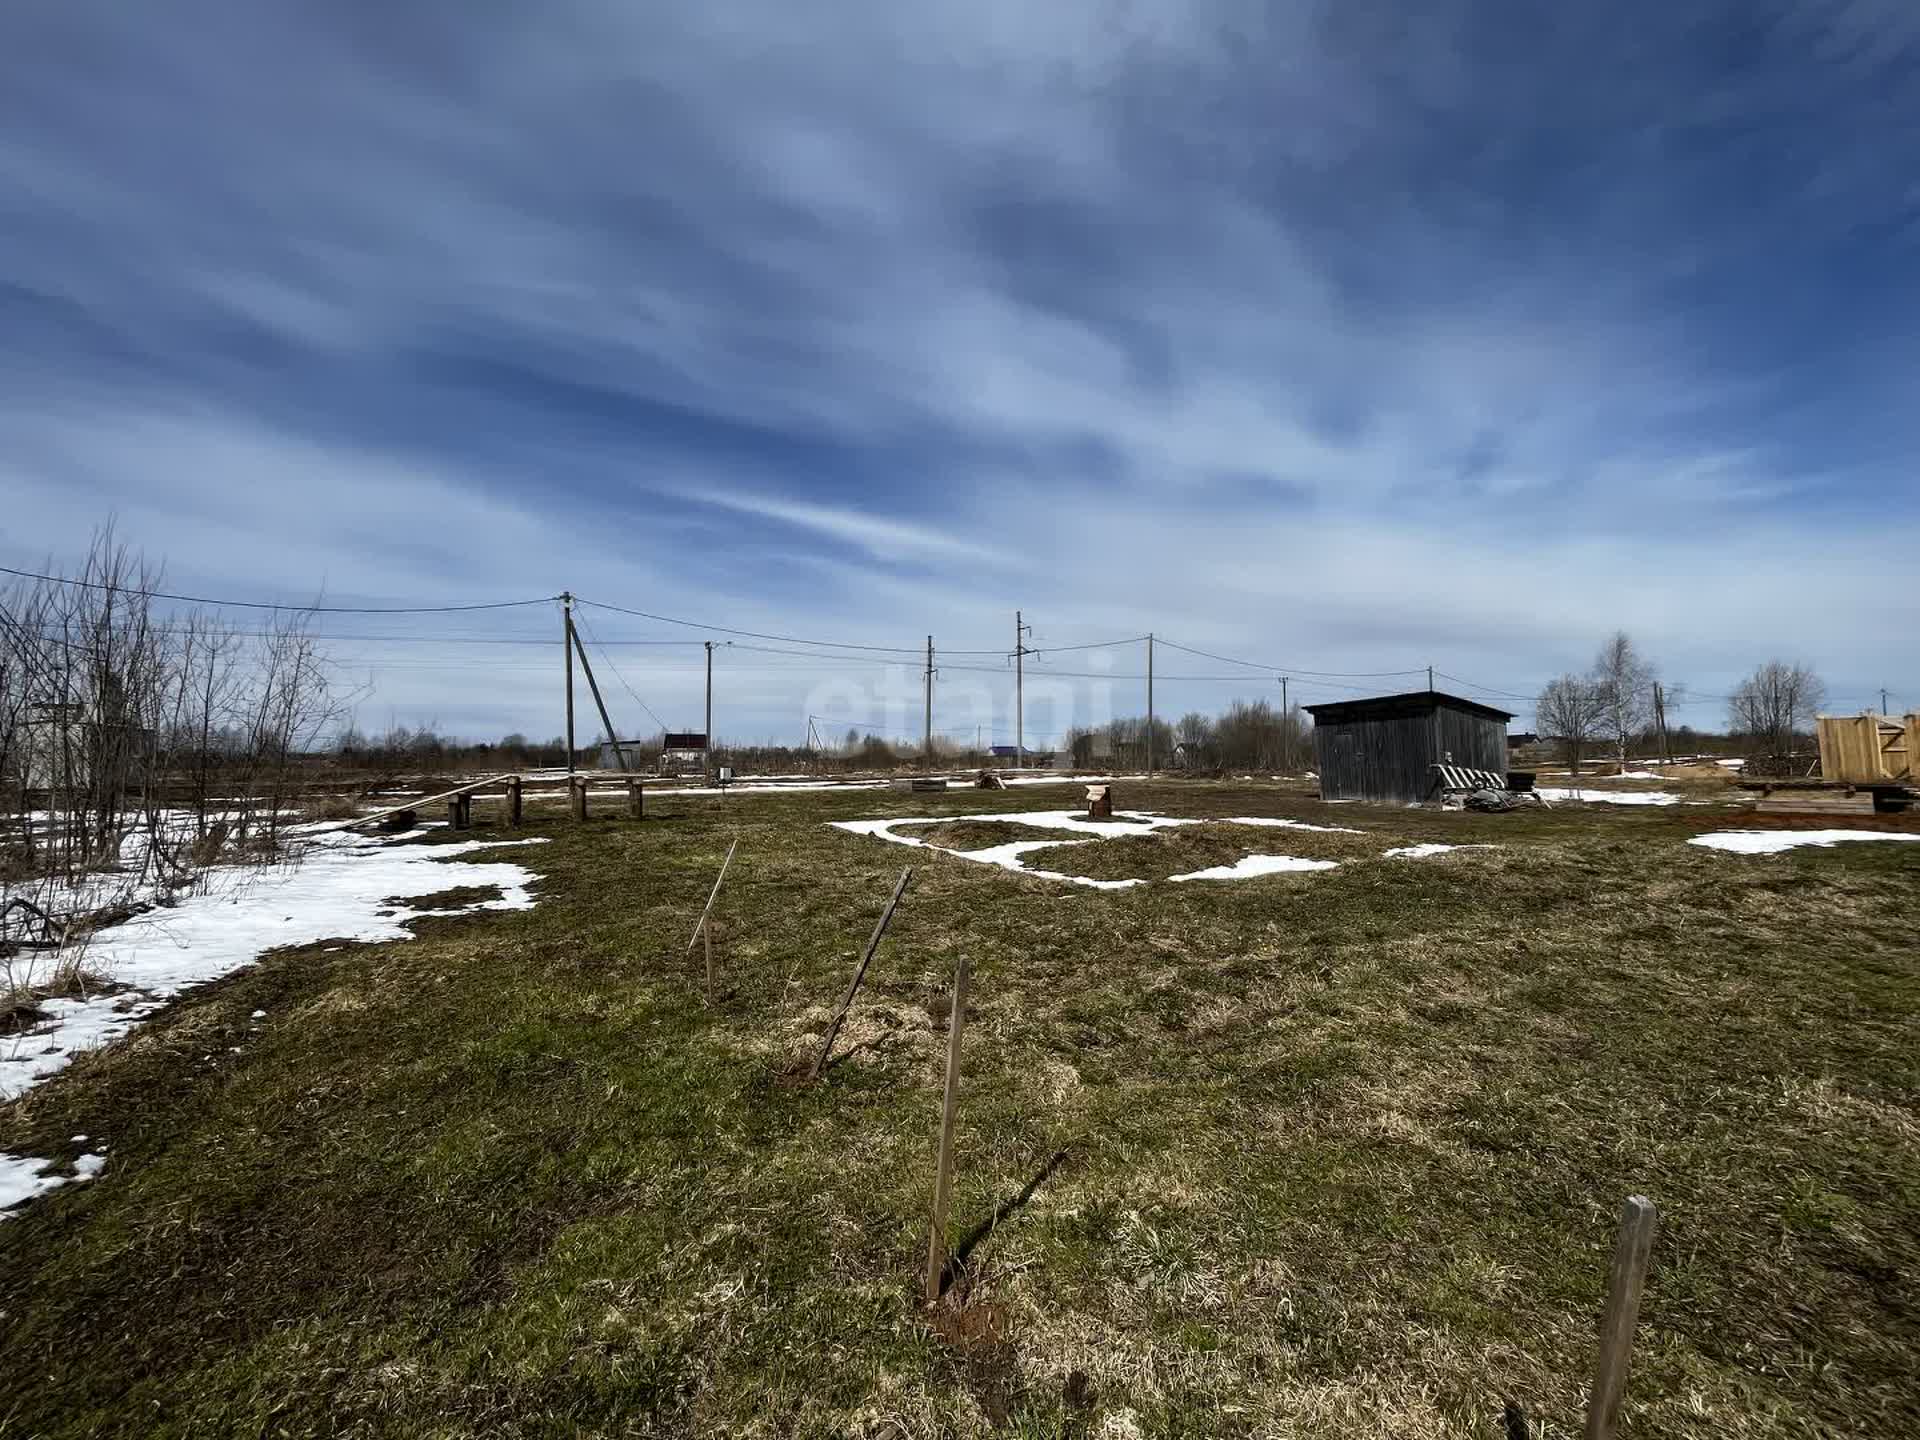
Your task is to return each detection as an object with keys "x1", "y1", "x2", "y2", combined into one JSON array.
[
  {"x1": 1534, "y1": 787, "x2": 1685, "y2": 807},
  {"x1": 1220, "y1": 816, "x2": 1361, "y2": 833},
  {"x1": 1687, "y1": 830, "x2": 1920, "y2": 855},
  {"x1": 1170, "y1": 855, "x2": 1339, "y2": 881},
  {"x1": 2, "y1": 831, "x2": 547, "y2": 1107},
  {"x1": 1382, "y1": 843, "x2": 1494, "y2": 859}
]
